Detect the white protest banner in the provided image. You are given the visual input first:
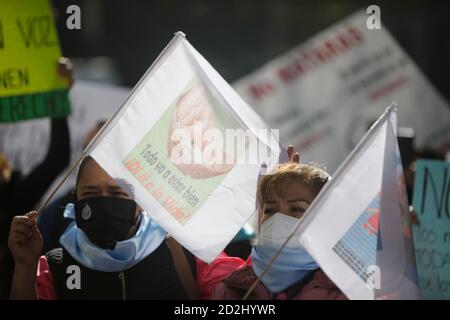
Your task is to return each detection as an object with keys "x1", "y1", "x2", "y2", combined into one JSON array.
[
  {"x1": 87, "y1": 32, "x2": 281, "y2": 262},
  {"x1": 234, "y1": 10, "x2": 450, "y2": 174},
  {"x1": 0, "y1": 81, "x2": 130, "y2": 198},
  {"x1": 292, "y1": 104, "x2": 419, "y2": 299}
]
